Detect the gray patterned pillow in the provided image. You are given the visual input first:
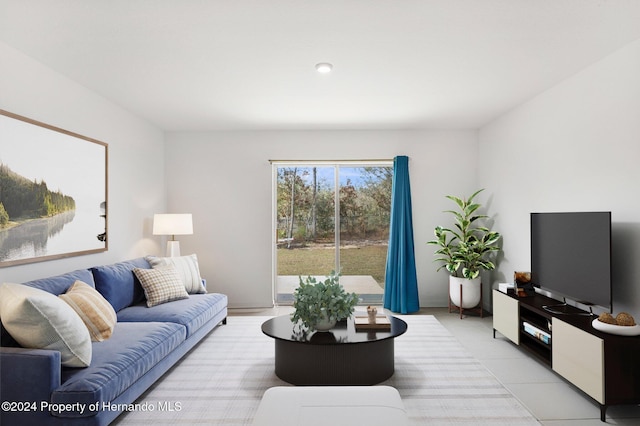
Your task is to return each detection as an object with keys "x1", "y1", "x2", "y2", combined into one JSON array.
[
  {"x1": 145, "y1": 254, "x2": 206, "y2": 294},
  {"x1": 133, "y1": 266, "x2": 189, "y2": 307}
]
